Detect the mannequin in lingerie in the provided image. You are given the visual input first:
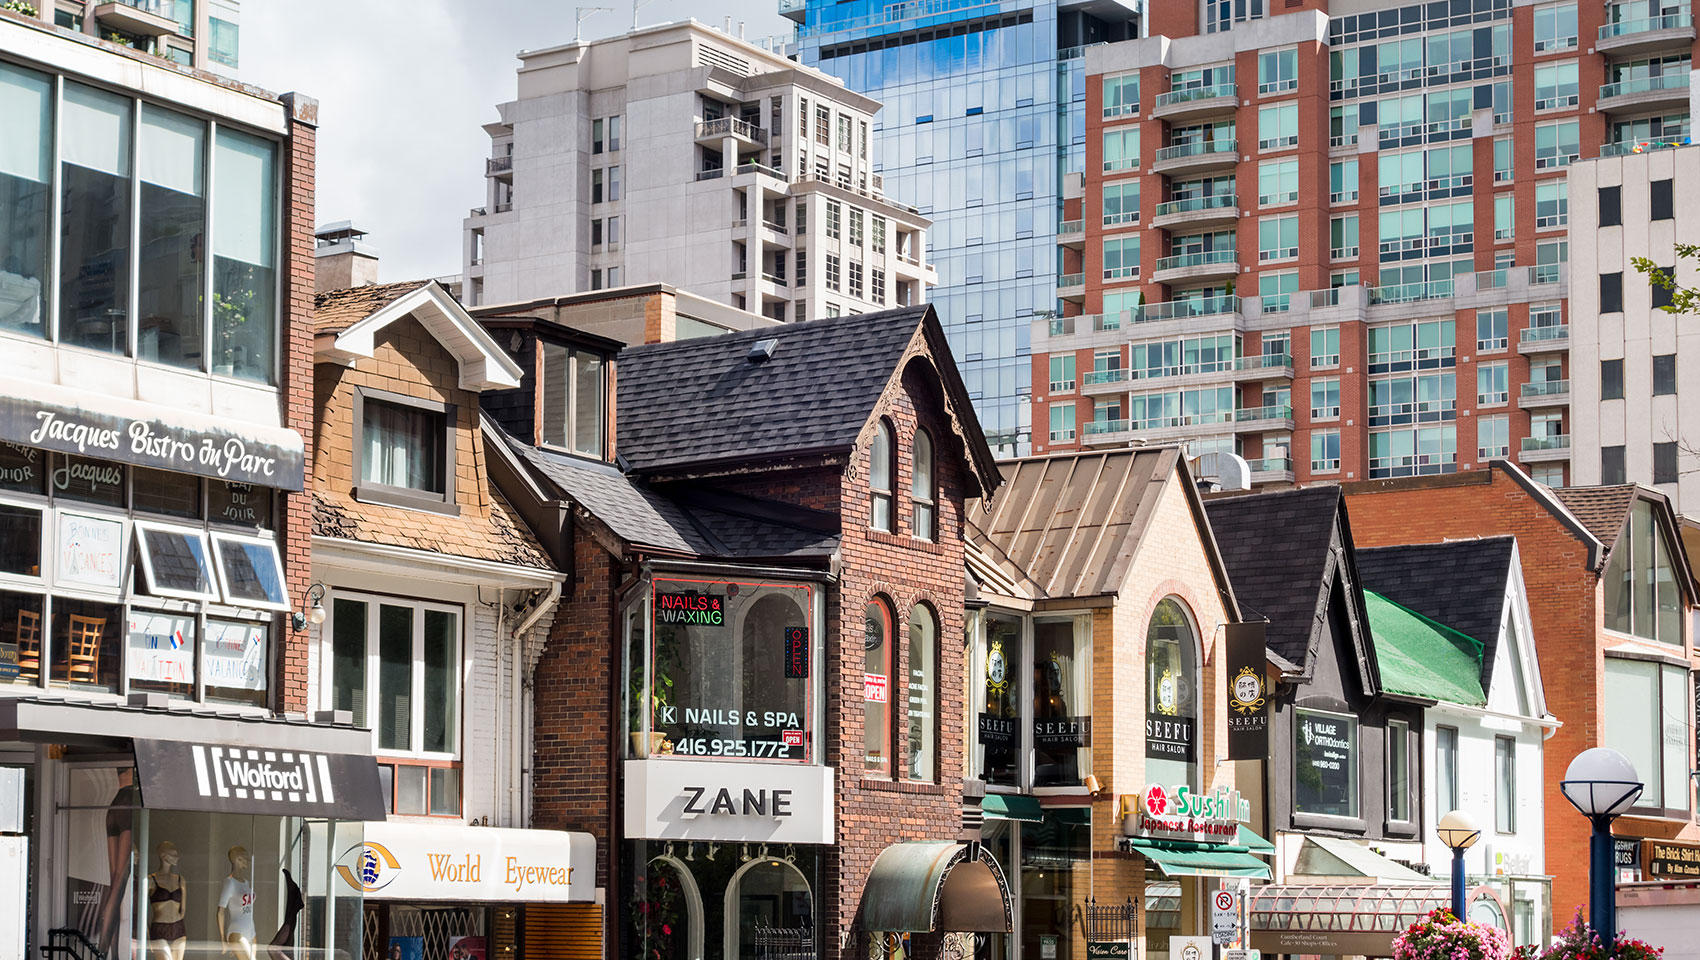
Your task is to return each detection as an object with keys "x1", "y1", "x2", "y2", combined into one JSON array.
[{"x1": 146, "y1": 841, "x2": 188, "y2": 960}]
